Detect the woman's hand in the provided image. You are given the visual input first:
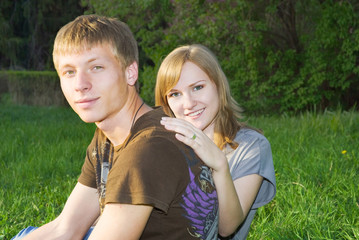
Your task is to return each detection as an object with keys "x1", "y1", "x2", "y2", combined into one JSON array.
[
  {"x1": 161, "y1": 117, "x2": 245, "y2": 236},
  {"x1": 160, "y1": 117, "x2": 227, "y2": 172}
]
